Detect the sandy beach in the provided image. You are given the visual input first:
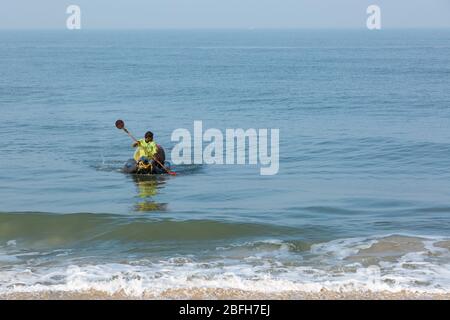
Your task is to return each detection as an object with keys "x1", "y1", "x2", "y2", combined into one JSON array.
[{"x1": 2, "y1": 289, "x2": 450, "y2": 300}]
